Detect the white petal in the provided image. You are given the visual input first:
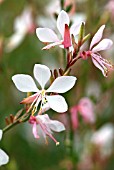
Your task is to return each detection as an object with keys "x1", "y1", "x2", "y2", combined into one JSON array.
[
  {"x1": 92, "y1": 39, "x2": 113, "y2": 52},
  {"x1": 0, "y1": 149, "x2": 9, "y2": 166},
  {"x1": 0, "y1": 130, "x2": 3, "y2": 141},
  {"x1": 36, "y1": 28, "x2": 59, "y2": 42},
  {"x1": 46, "y1": 95, "x2": 68, "y2": 112},
  {"x1": 33, "y1": 64, "x2": 51, "y2": 89},
  {"x1": 42, "y1": 41, "x2": 62, "y2": 50},
  {"x1": 70, "y1": 22, "x2": 82, "y2": 36},
  {"x1": 47, "y1": 76, "x2": 77, "y2": 93},
  {"x1": 12, "y1": 74, "x2": 39, "y2": 92},
  {"x1": 90, "y1": 25, "x2": 105, "y2": 49},
  {"x1": 5, "y1": 32, "x2": 25, "y2": 52},
  {"x1": 49, "y1": 120, "x2": 65, "y2": 132},
  {"x1": 37, "y1": 114, "x2": 50, "y2": 122},
  {"x1": 57, "y1": 10, "x2": 69, "y2": 37}
]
